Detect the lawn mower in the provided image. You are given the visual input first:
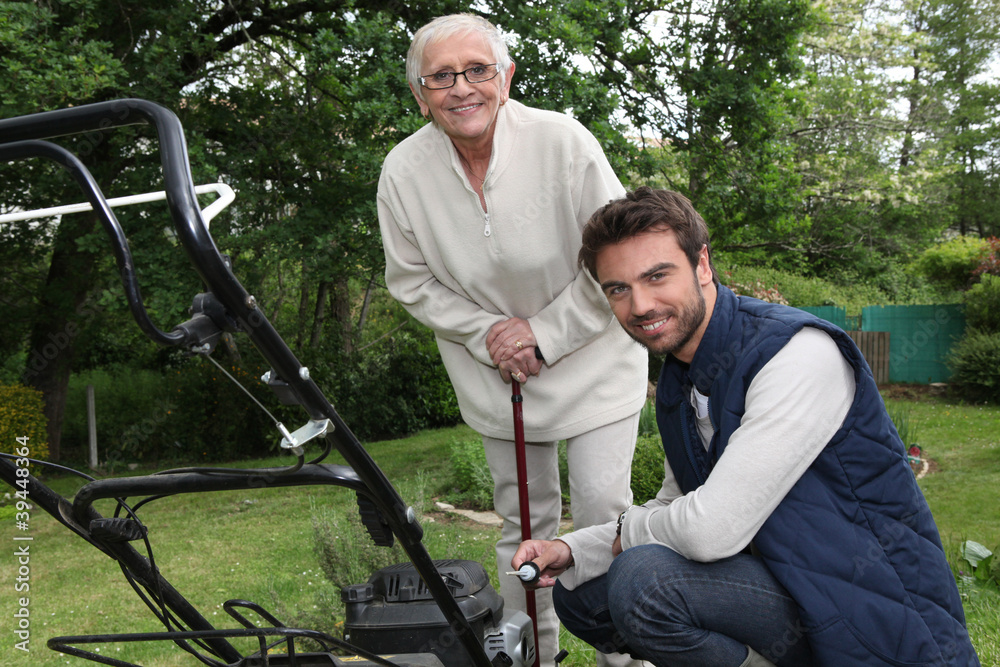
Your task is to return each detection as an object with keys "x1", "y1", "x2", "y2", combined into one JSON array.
[{"x1": 0, "y1": 99, "x2": 535, "y2": 667}]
